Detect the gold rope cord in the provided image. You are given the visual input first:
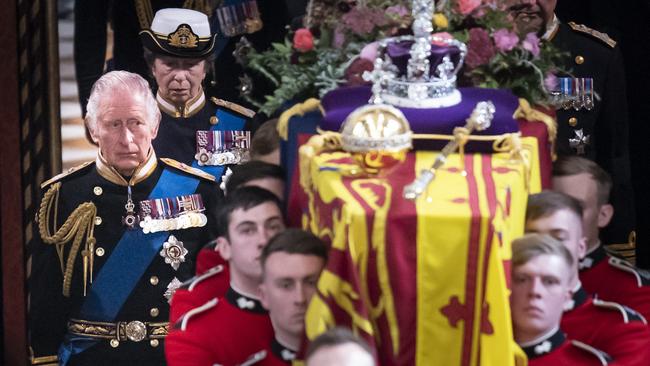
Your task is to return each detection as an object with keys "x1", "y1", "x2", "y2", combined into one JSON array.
[{"x1": 38, "y1": 182, "x2": 98, "y2": 297}]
